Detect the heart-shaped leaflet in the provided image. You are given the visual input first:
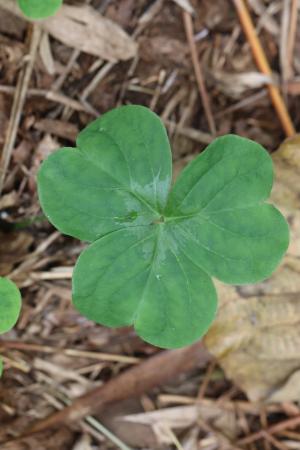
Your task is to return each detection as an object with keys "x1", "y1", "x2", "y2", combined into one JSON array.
[
  {"x1": 37, "y1": 105, "x2": 289, "y2": 348},
  {"x1": 18, "y1": 0, "x2": 63, "y2": 19},
  {"x1": 0, "y1": 277, "x2": 22, "y2": 375}
]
